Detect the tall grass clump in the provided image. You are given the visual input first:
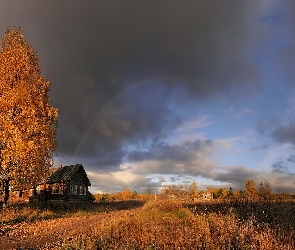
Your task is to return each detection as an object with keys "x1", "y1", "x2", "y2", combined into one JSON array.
[{"x1": 0, "y1": 202, "x2": 55, "y2": 224}]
